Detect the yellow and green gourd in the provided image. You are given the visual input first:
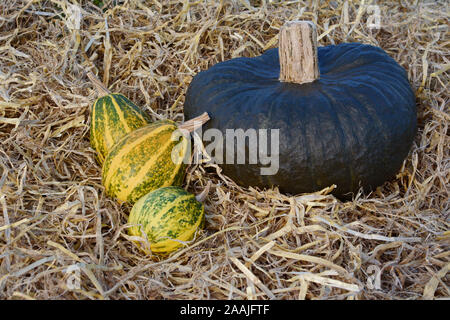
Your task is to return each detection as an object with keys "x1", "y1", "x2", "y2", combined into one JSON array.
[
  {"x1": 102, "y1": 120, "x2": 189, "y2": 204},
  {"x1": 90, "y1": 94, "x2": 151, "y2": 163},
  {"x1": 128, "y1": 186, "x2": 205, "y2": 254},
  {"x1": 87, "y1": 72, "x2": 151, "y2": 163}
]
